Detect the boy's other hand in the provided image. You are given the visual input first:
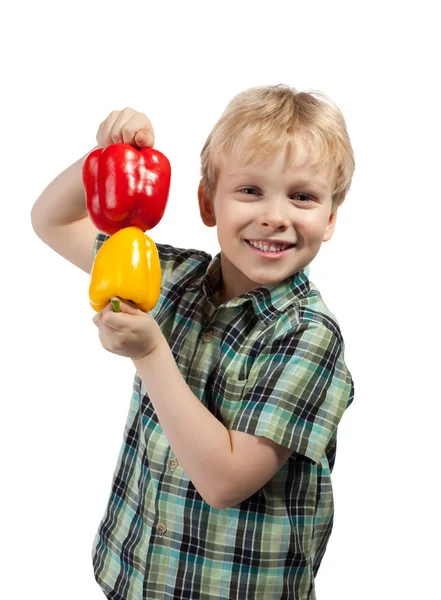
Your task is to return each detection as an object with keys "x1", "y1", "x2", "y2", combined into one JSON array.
[
  {"x1": 92, "y1": 297, "x2": 165, "y2": 360},
  {"x1": 96, "y1": 107, "x2": 155, "y2": 149}
]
